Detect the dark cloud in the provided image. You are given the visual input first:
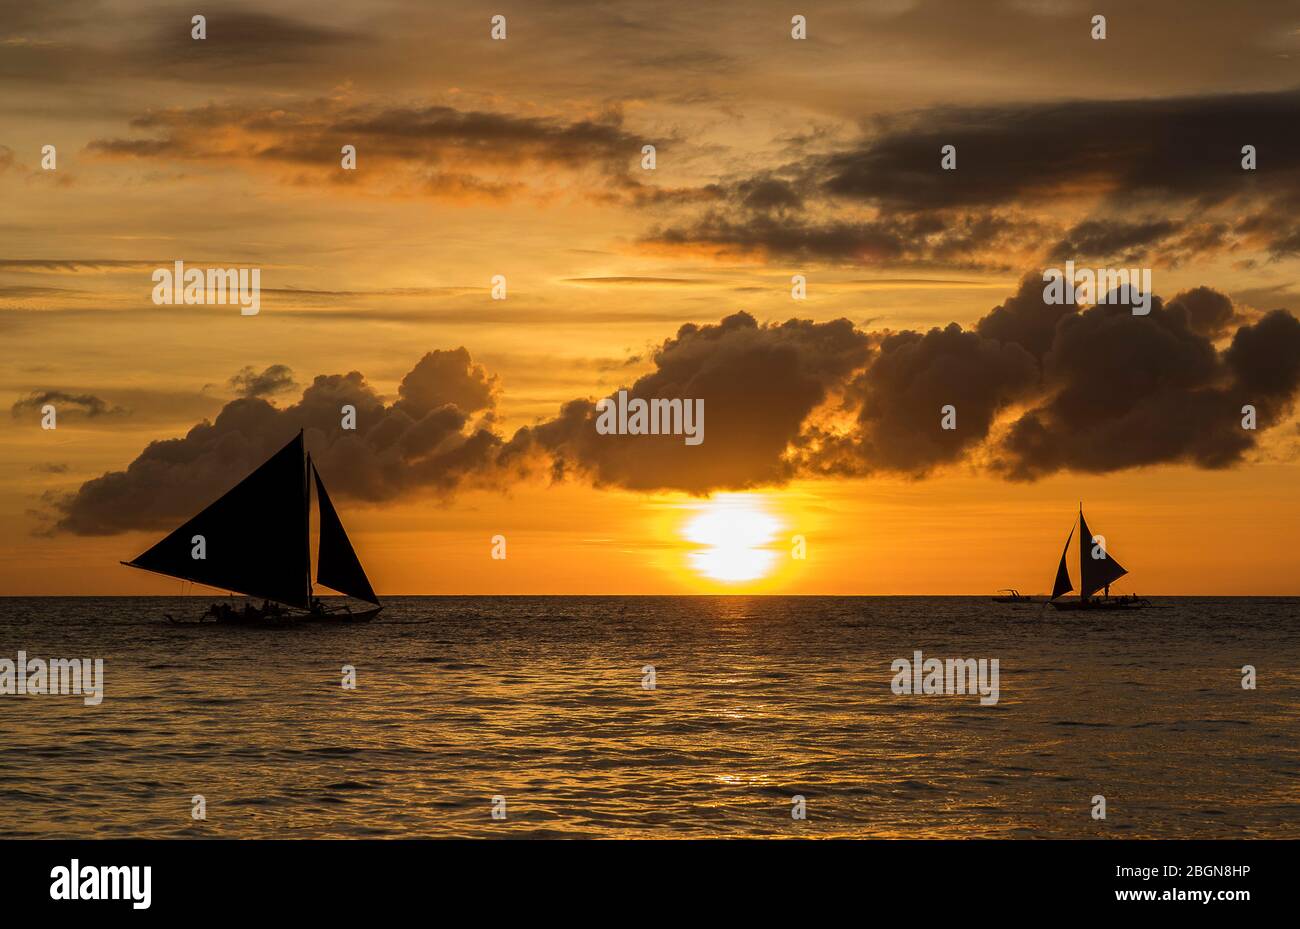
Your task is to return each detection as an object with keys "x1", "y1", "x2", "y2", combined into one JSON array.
[
  {"x1": 992, "y1": 302, "x2": 1300, "y2": 480},
  {"x1": 648, "y1": 89, "x2": 1300, "y2": 267},
  {"x1": 0, "y1": 5, "x2": 368, "y2": 90},
  {"x1": 43, "y1": 283, "x2": 1300, "y2": 532},
  {"x1": 228, "y1": 364, "x2": 297, "y2": 398},
  {"x1": 394, "y1": 347, "x2": 497, "y2": 420},
  {"x1": 506, "y1": 312, "x2": 872, "y2": 493},
  {"x1": 1049, "y1": 219, "x2": 1183, "y2": 264},
  {"x1": 645, "y1": 208, "x2": 1046, "y2": 270},
  {"x1": 11, "y1": 389, "x2": 126, "y2": 420},
  {"x1": 817, "y1": 91, "x2": 1299, "y2": 211},
  {"x1": 143, "y1": 11, "x2": 365, "y2": 69},
  {"x1": 1167, "y1": 286, "x2": 1241, "y2": 340},
  {"x1": 974, "y1": 274, "x2": 1078, "y2": 359},
  {"x1": 328, "y1": 105, "x2": 635, "y2": 168},
  {"x1": 86, "y1": 99, "x2": 648, "y2": 201},
  {"x1": 647, "y1": 212, "x2": 910, "y2": 263},
  {"x1": 735, "y1": 176, "x2": 805, "y2": 213},
  {"x1": 51, "y1": 349, "x2": 504, "y2": 535},
  {"x1": 797, "y1": 280, "x2": 1300, "y2": 481},
  {"x1": 806, "y1": 324, "x2": 1038, "y2": 477},
  {"x1": 1225, "y1": 309, "x2": 1300, "y2": 399}
]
